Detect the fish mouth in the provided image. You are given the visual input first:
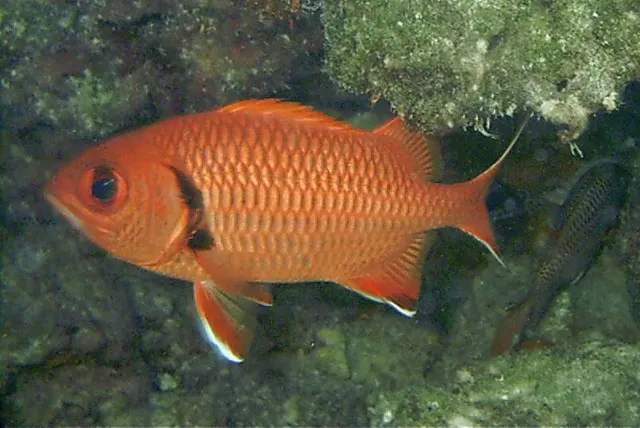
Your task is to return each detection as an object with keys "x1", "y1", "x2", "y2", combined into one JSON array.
[{"x1": 45, "y1": 190, "x2": 85, "y2": 232}]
